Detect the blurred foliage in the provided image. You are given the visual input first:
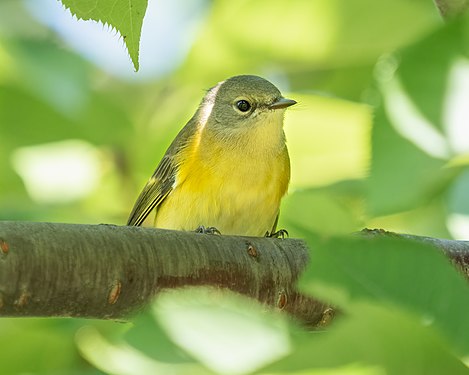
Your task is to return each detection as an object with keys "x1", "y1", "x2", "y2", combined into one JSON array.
[{"x1": 1, "y1": 0, "x2": 469, "y2": 374}]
